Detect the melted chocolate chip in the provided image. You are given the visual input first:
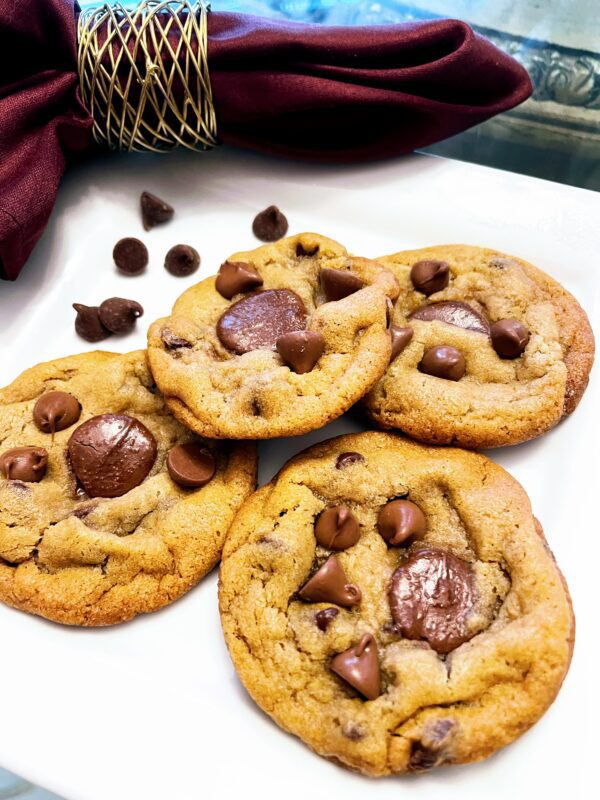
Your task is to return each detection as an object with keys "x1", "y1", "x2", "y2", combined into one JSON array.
[
  {"x1": 296, "y1": 242, "x2": 319, "y2": 257},
  {"x1": 320, "y1": 269, "x2": 364, "y2": 301},
  {"x1": 330, "y1": 633, "x2": 381, "y2": 700},
  {"x1": 490, "y1": 319, "x2": 530, "y2": 358},
  {"x1": 390, "y1": 326, "x2": 413, "y2": 360},
  {"x1": 335, "y1": 452, "x2": 365, "y2": 469},
  {"x1": 161, "y1": 329, "x2": 193, "y2": 350},
  {"x1": 314, "y1": 505, "x2": 360, "y2": 551},
  {"x1": 410, "y1": 260, "x2": 450, "y2": 295},
  {"x1": 252, "y1": 205, "x2": 289, "y2": 242},
  {"x1": 419, "y1": 345, "x2": 466, "y2": 381},
  {"x1": 408, "y1": 719, "x2": 455, "y2": 771},
  {"x1": 164, "y1": 244, "x2": 200, "y2": 277},
  {"x1": 215, "y1": 261, "x2": 264, "y2": 300},
  {"x1": 98, "y1": 298, "x2": 144, "y2": 334},
  {"x1": 0, "y1": 446, "x2": 48, "y2": 482},
  {"x1": 113, "y1": 238, "x2": 148, "y2": 275},
  {"x1": 73, "y1": 304, "x2": 112, "y2": 343},
  {"x1": 389, "y1": 548, "x2": 476, "y2": 654},
  {"x1": 217, "y1": 289, "x2": 307, "y2": 355},
  {"x1": 410, "y1": 301, "x2": 490, "y2": 335},
  {"x1": 141, "y1": 191, "x2": 174, "y2": 231},
  {"x1": 377, "y1": 499, "x2": 426, "y2": 546},
  {"x1": 315, "y1": 607, "x2": 339, "y2": 631},
  {"x1": 299, "y1": 555, "x2": 361, "y2": 607},
  {"x1": 33, "y1": 392, "x2": 81, "y2": 434},
  {"x1": 167, "y1": 443, "x2": 215, "y2": 488},
  {"x1": 276, "y1": 330, "x2": 324, "y2": 374},
  {"x1": 68, "y1": 414, "x2": 157, "y2": 498}
]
